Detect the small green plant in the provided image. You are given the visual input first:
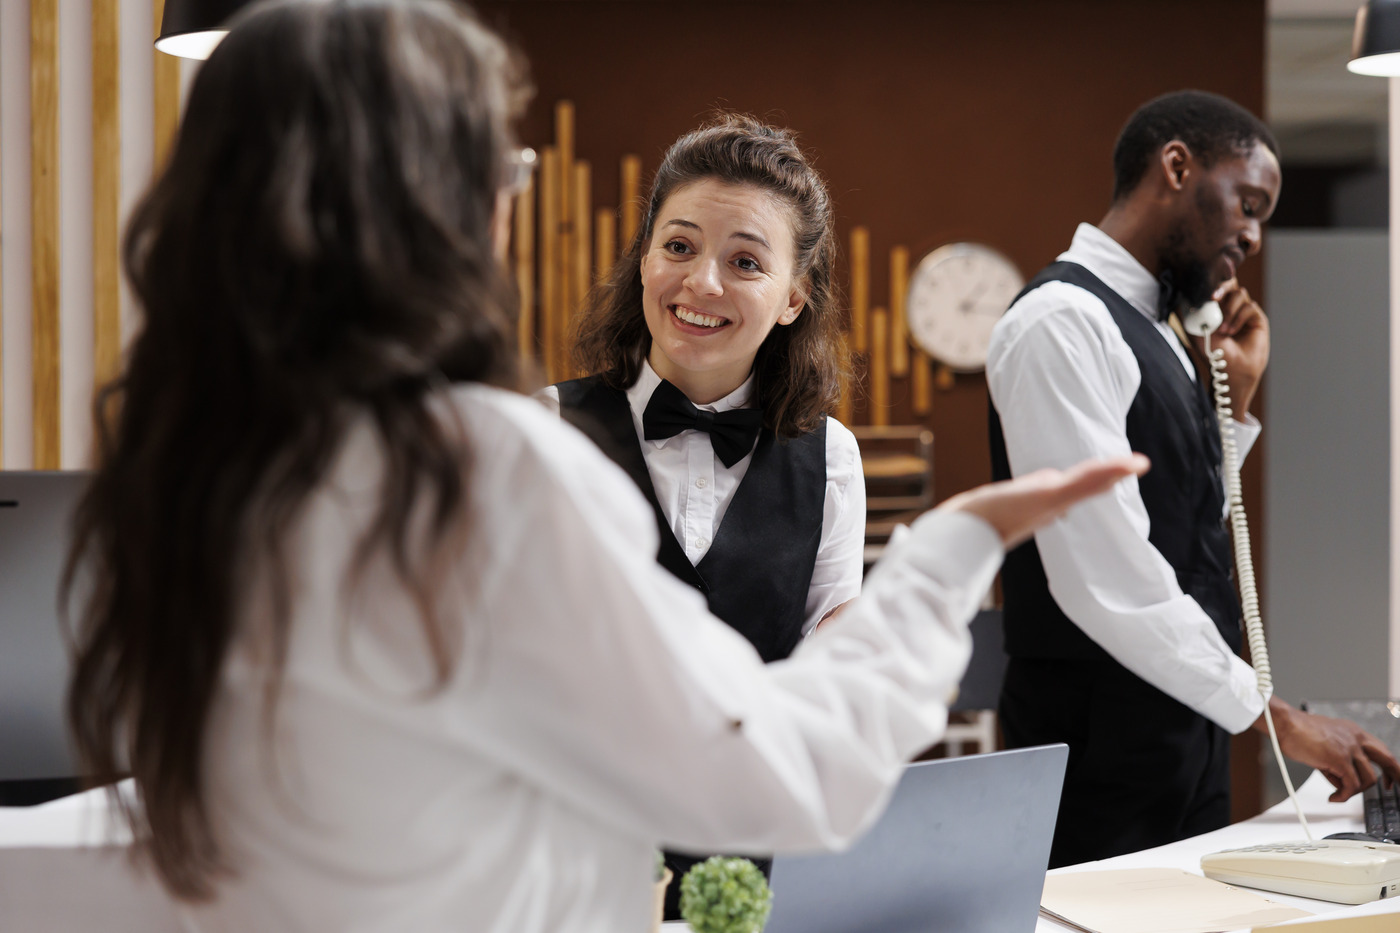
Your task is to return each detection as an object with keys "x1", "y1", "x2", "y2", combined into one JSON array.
[
  {"x1": 655, "y1": 849, "x2": 667, "y2": 882},
  {"x1": 679, "y1": 856, "x2": 773, "y2": 933}
]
